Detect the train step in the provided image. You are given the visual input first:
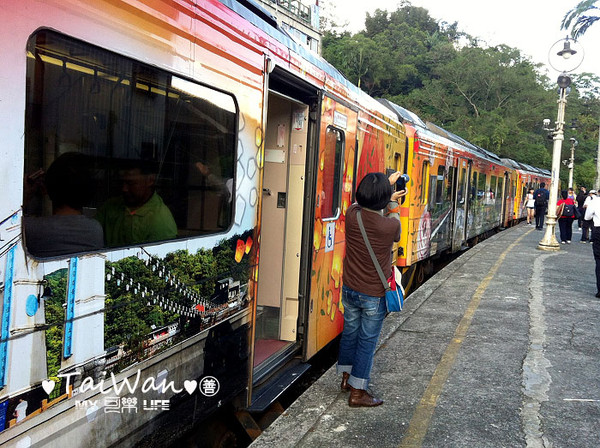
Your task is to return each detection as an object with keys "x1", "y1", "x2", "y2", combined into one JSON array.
[{"x1": 248, "y1": 362, "x2": 311, "y2": 413}]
